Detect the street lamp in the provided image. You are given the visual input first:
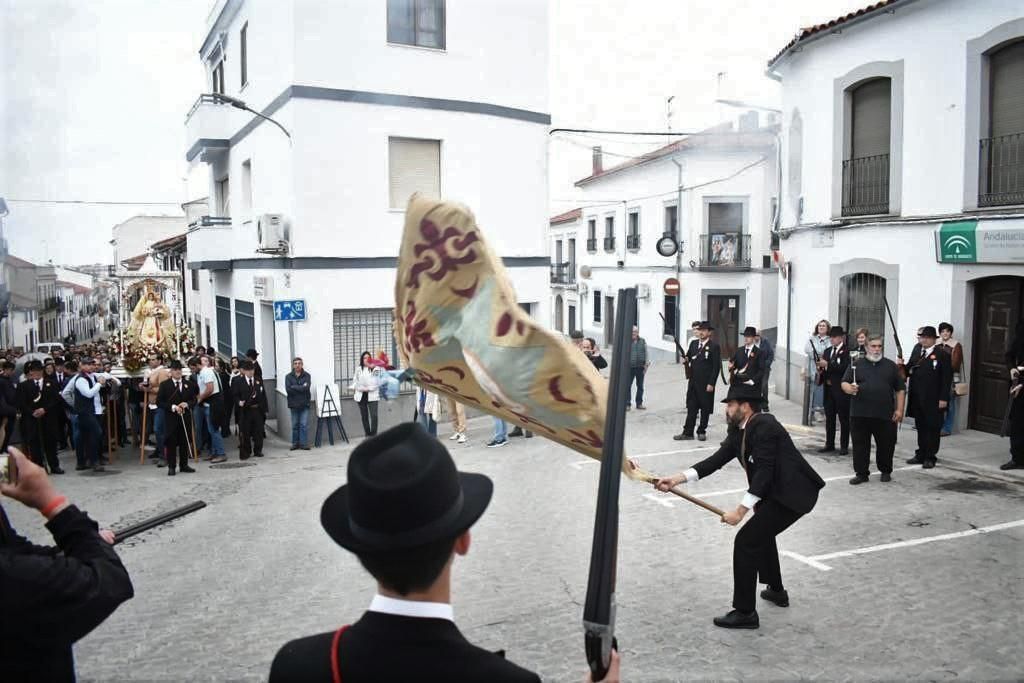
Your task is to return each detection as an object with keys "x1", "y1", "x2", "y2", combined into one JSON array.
[{"x1": 205, "y1": 92, "x2": 292, "y2": 141}]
